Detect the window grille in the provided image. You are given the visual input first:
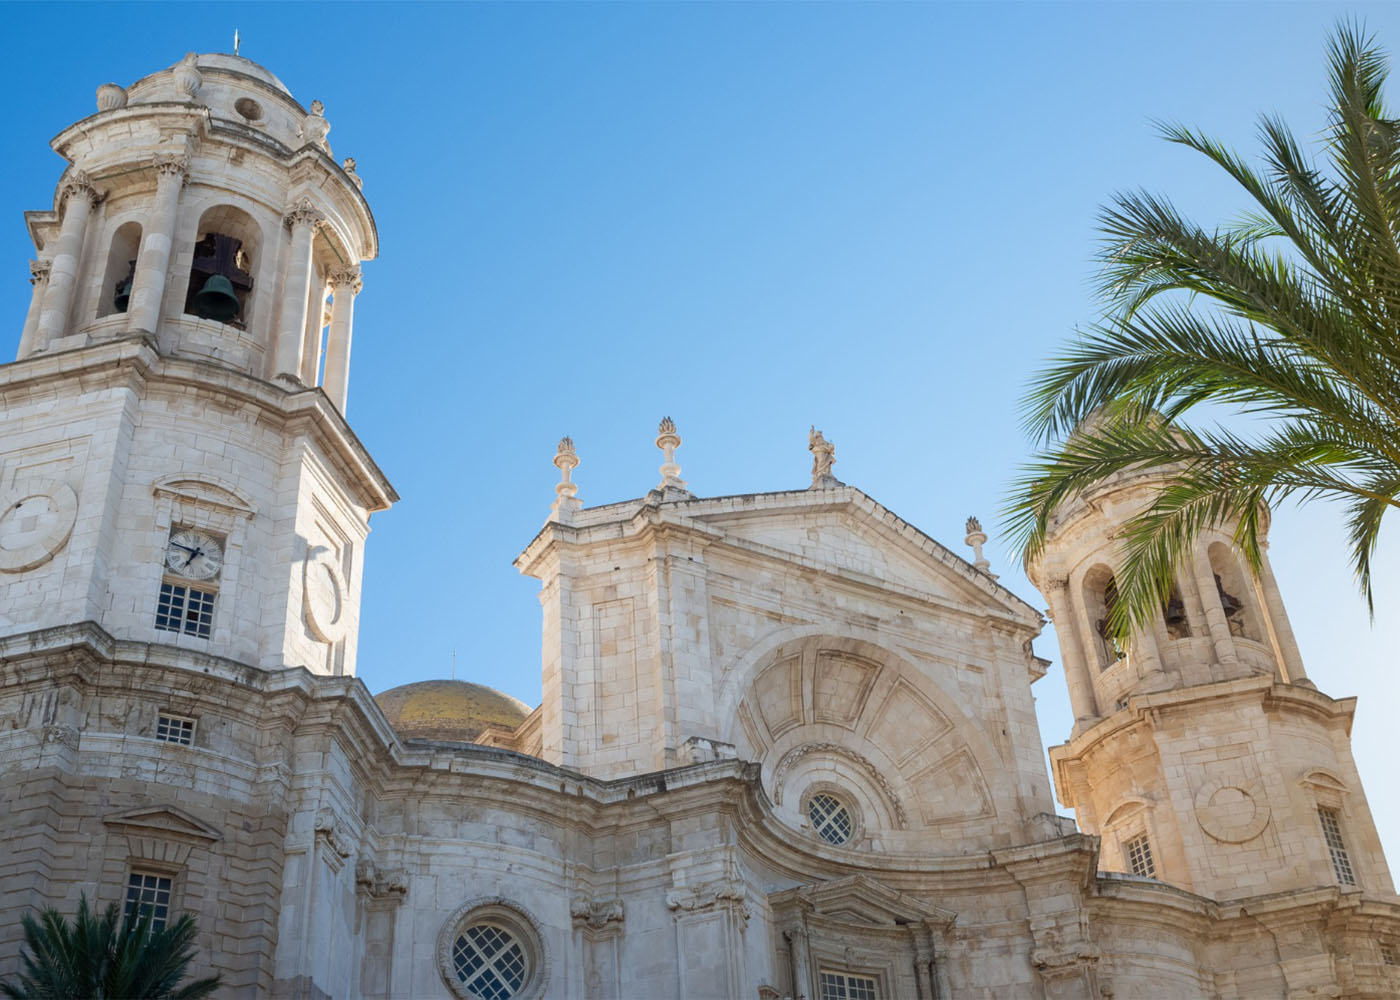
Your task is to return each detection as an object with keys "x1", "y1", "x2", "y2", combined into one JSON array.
[
  {"x1": 155, "y1": 714, "x2": 195, "y2": 746},
  {"x1": 1380, "y1": 941, "x2": 1397, "y2": 966},
  {"x1": 452, "y1": 924, "x2": 528, "y2": 1000},
  {"x1": 807, "y1": 793, "x2": 854, "y2": 846},
  {"x1": 1124, "y1": 834, "x2": 1156, "y2": 878},
  {"x1": 155, "y1": 582, "x2": 214, "y2": 638},
  {"x1": 819, "y1": 970, "x2": 878, "y2": 1000},
  {"x1": 124, "y1": 872, "x2": 172, "y2": 931},
  {"x1": 1319, "y1": 808, "x2": 1356, "y2": 886}
]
